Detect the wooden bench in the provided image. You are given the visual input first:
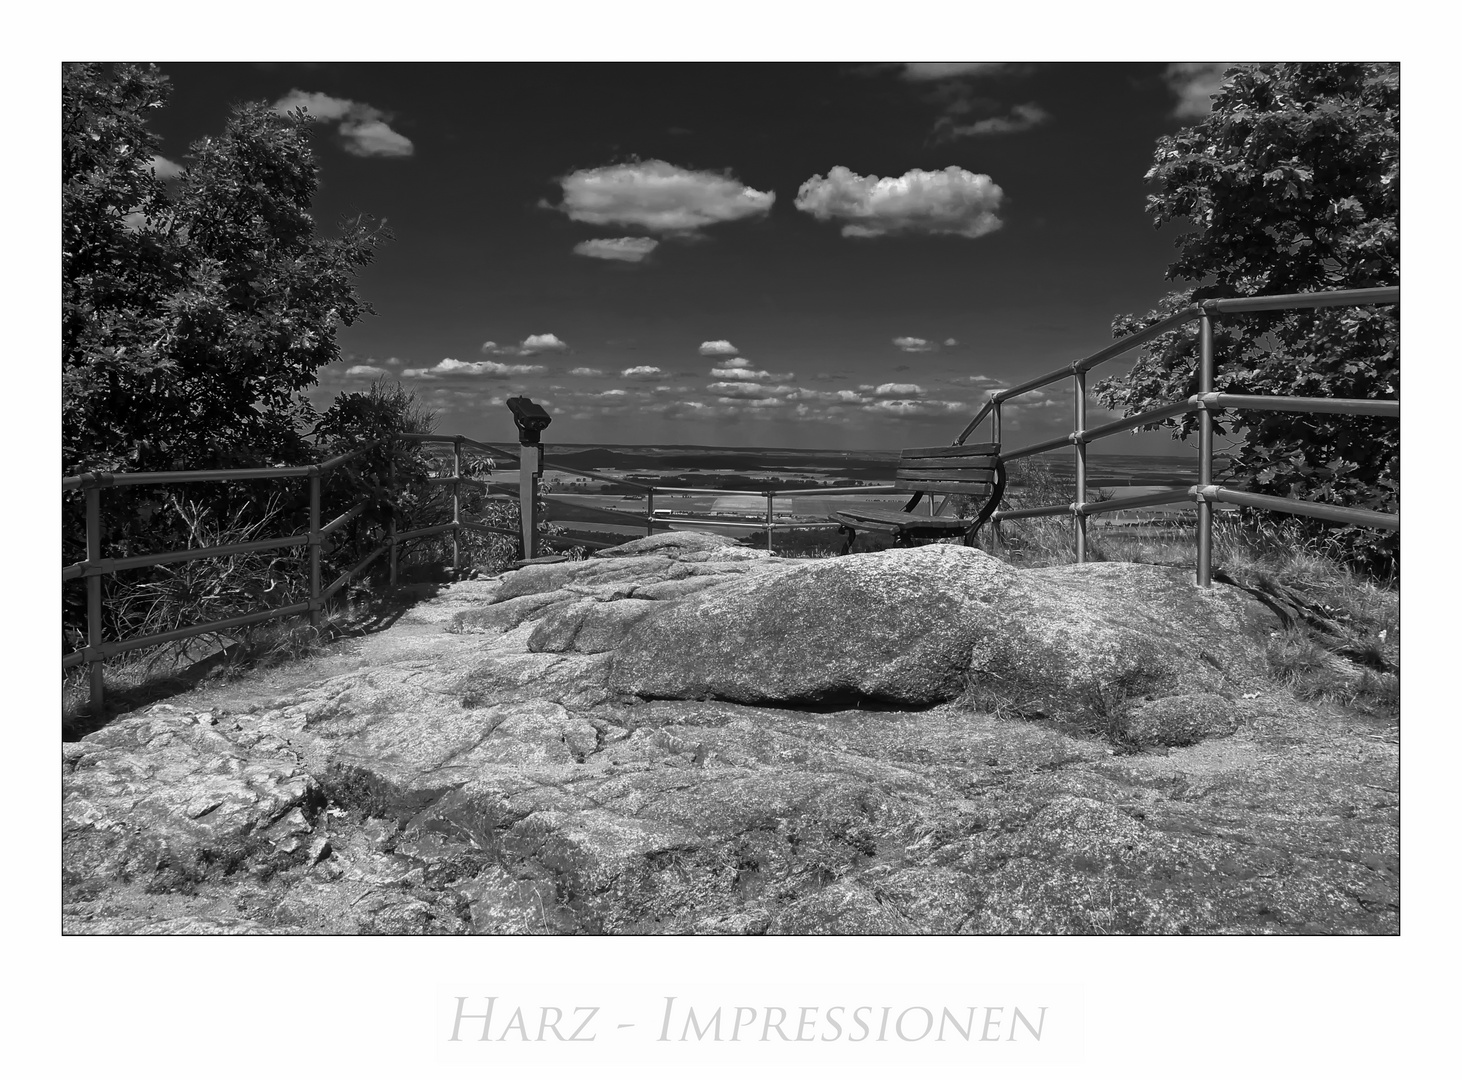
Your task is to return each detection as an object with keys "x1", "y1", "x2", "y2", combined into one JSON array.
[{"x1": 831, "y1": 443, "x2": 1005, "y2": 554}]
